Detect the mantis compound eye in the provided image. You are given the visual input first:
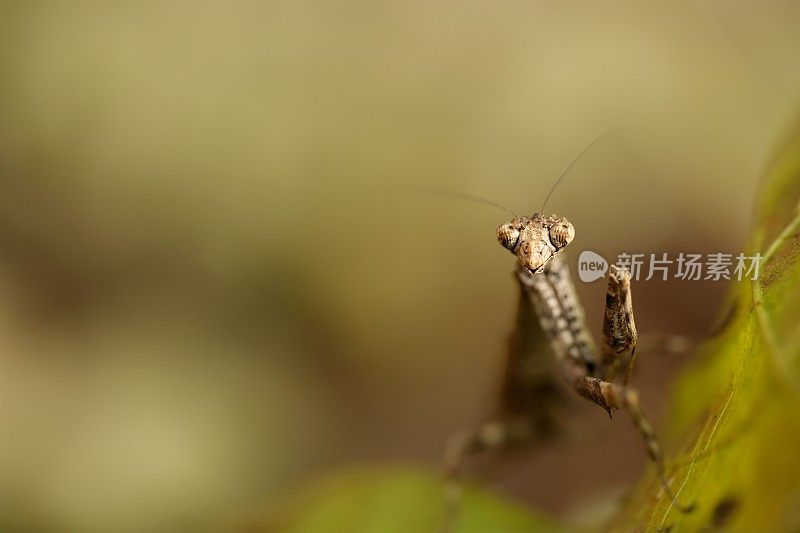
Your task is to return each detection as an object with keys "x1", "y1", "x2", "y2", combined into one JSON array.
[
  {"x1": 549, "y1": 219, "x2": 575, "y2": 249},
  {"x1": 497, "y1": 223, "x2": 520, "y2": 251}
]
